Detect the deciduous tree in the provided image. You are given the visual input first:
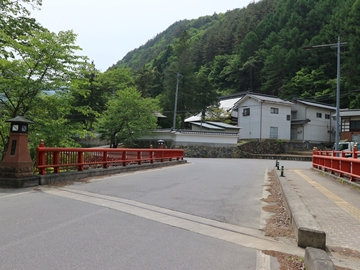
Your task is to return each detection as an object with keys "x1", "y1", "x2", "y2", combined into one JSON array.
[{"x1": 96, "y1": 87, "x2": 161, "y2": 148}]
